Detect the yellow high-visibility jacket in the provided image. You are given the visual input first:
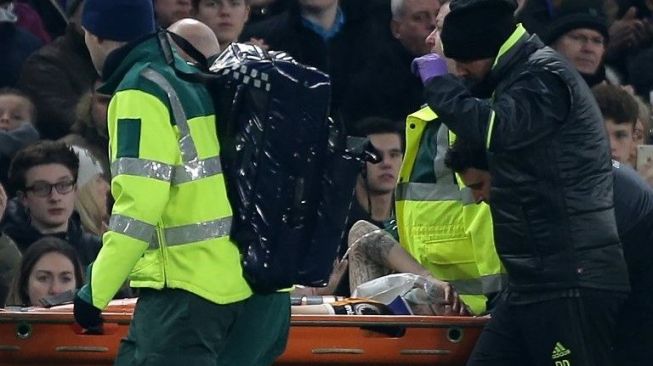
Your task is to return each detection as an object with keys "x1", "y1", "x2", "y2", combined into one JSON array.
[
  {"x1": 80, "y1": 36, "x2": 252, "y2": 309},
  {"x1": 396, "y1": 107, "x2": 504, "y2": 314}
]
